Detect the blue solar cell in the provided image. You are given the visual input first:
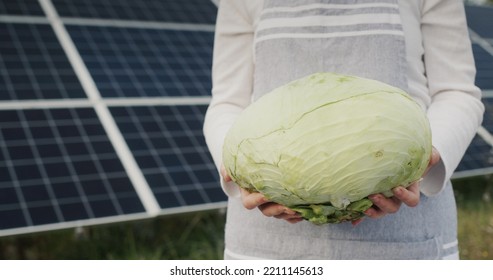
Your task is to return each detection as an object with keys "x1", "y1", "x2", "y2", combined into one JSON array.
[
  {"x1": 59, "y1": 203, "x2": 89, "y2": 221},
  {"x1": 51, "y1": 181, "x2": 79, "y2": 199},
  {"x1": 110, "y1": 105, "x2": 225, "y2": 210},
  {"x1": 481, "y1": 98, "x2": 493, "y2": 132},
  {"x1": 456, "y1": 134, "x2": 493, "y2": 173},
  {"x1": 0, "y1": 108, "x2": 146, "y2": 230},
  {"x1": 0, "y1": 210, "x2": 27, "y2": 229},
  {"x1": 68, "y1": 25, "x2": 214, "y2": 97},
  {"x1": 466, "y1": 5, "x2": 493, "y2": 39},
  {"x1": 0, "y1": 0, "x2": 44, "y2": 16},
  {"x1": 0, "y1": 23, "x2": 87, "y2": 100},
  {"x1": 472, "y1": 44, "x2": 493, "y2": 90},
  {"x1": 90, "y1": 199, "x2": 118, "y2": 218},
  {"x1": 53, "y1": 0, "x2": 217, "y2": 24}
]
